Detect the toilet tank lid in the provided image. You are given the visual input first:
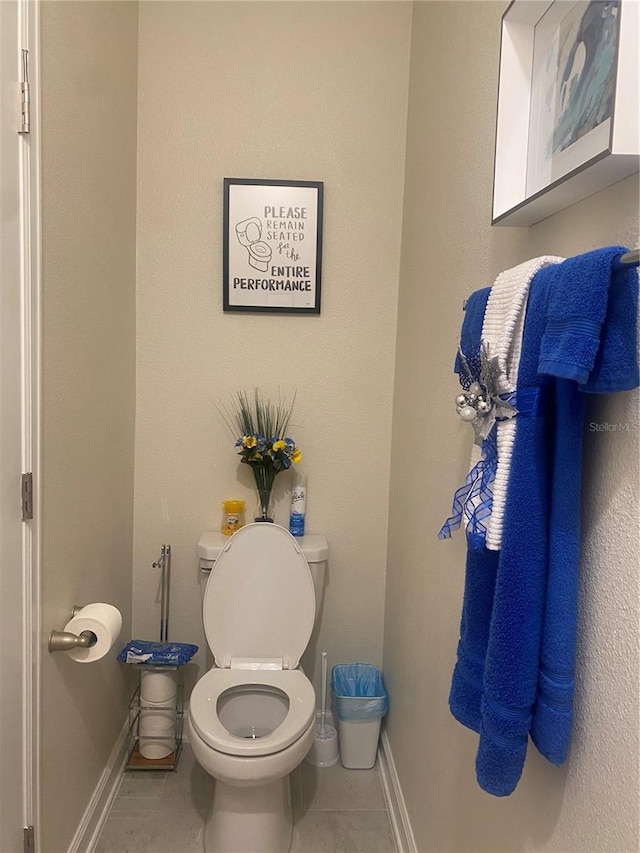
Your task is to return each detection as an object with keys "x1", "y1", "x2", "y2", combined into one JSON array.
[{"x1": 197, "y1": 531, "x2": 328, "y2": 562}]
